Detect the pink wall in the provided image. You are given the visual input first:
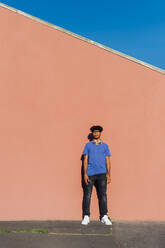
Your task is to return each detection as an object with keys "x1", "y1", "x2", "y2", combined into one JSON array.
[{"x1": 0, "y1": 6, "x2": 165, "y2": 221}]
